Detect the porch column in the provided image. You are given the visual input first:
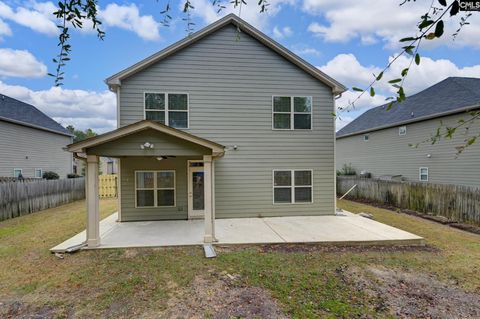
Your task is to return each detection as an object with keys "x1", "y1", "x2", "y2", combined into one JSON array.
[
  {"x1": 203, "y1": 155, "x2": 215, "y2": 243},
  {"x1": 86, "y1": 155, "x2": 100, "y2": 247}
]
